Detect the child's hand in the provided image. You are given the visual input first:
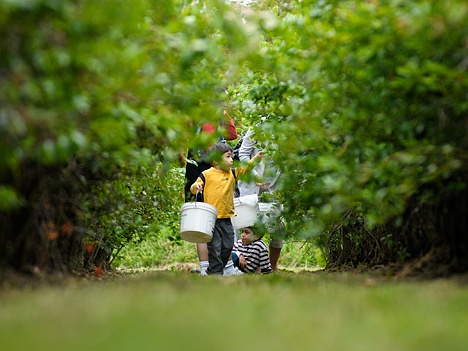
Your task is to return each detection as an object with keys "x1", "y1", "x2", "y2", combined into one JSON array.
[
  {"x1": 239, "y1": 254, "x2": 247, "y2": 269},
  {"x1": 195, "y1": 182, "x2": 204, "y2": 193},
  {"x1": 257, "y1": 150, "x2": 265, "y2": 160}
]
